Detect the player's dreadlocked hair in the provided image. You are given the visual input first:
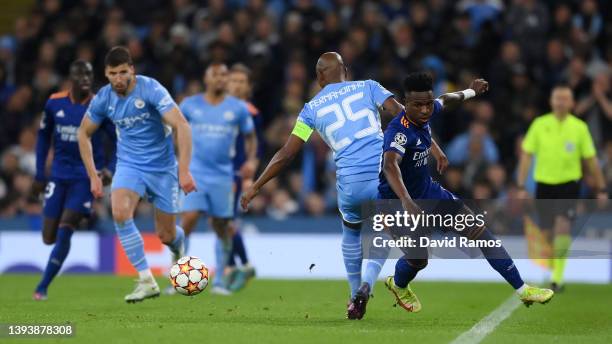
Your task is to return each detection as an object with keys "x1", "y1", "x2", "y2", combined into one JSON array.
[
  {"x1": 403, "y1": 72, "x2": 433, "y2": 93},
  {"x1": 104, "y1": 46, "x2": 133, "y2": 67}
]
